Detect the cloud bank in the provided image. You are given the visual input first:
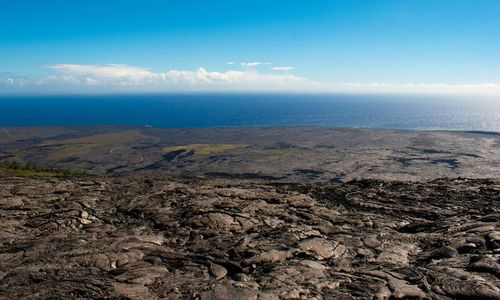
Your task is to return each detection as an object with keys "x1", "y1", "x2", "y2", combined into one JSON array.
[
  {"x1": 1, "y1": 63, "x2": 500, "y2": 95},
  {"x1": 45, "y1": 63, "x2": 305, "y2": 87},
  {"x1": 0, "y1": 63, "x2": 307, "y2": 92}
]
